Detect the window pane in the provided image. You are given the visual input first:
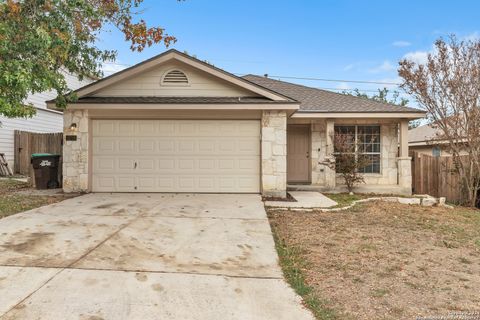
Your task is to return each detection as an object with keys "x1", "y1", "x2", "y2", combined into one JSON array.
[
  {"x1": 335, "y1": 125, "x2": 355, "y2": 135},
  {"x1": 358, "y1": 125, "x2": 380, "y2": 154},
  {"x1": 334, "y1": 153, "x2": 356, "y2": 174},
  {"x1": 359, "y1": 154, "x2": 381, "y2": 173},
  {"x1": 334, "y1": 126, "x2": 355, "y2": 153},
  {"x1": 334, "y1": 125, "x2": 381, "y2": 174}
]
